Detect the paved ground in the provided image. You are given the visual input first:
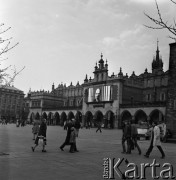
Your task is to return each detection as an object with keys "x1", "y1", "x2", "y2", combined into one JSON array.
[{"x1": 0, "y1": 124, "x2": 176, "y2": 180}]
